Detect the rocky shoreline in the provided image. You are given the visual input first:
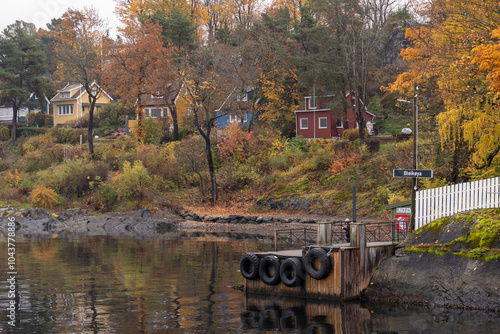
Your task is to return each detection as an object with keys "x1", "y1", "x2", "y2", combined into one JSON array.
[{"x1": 0, "y1": 207, "x2": 336, "y2": 238}]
